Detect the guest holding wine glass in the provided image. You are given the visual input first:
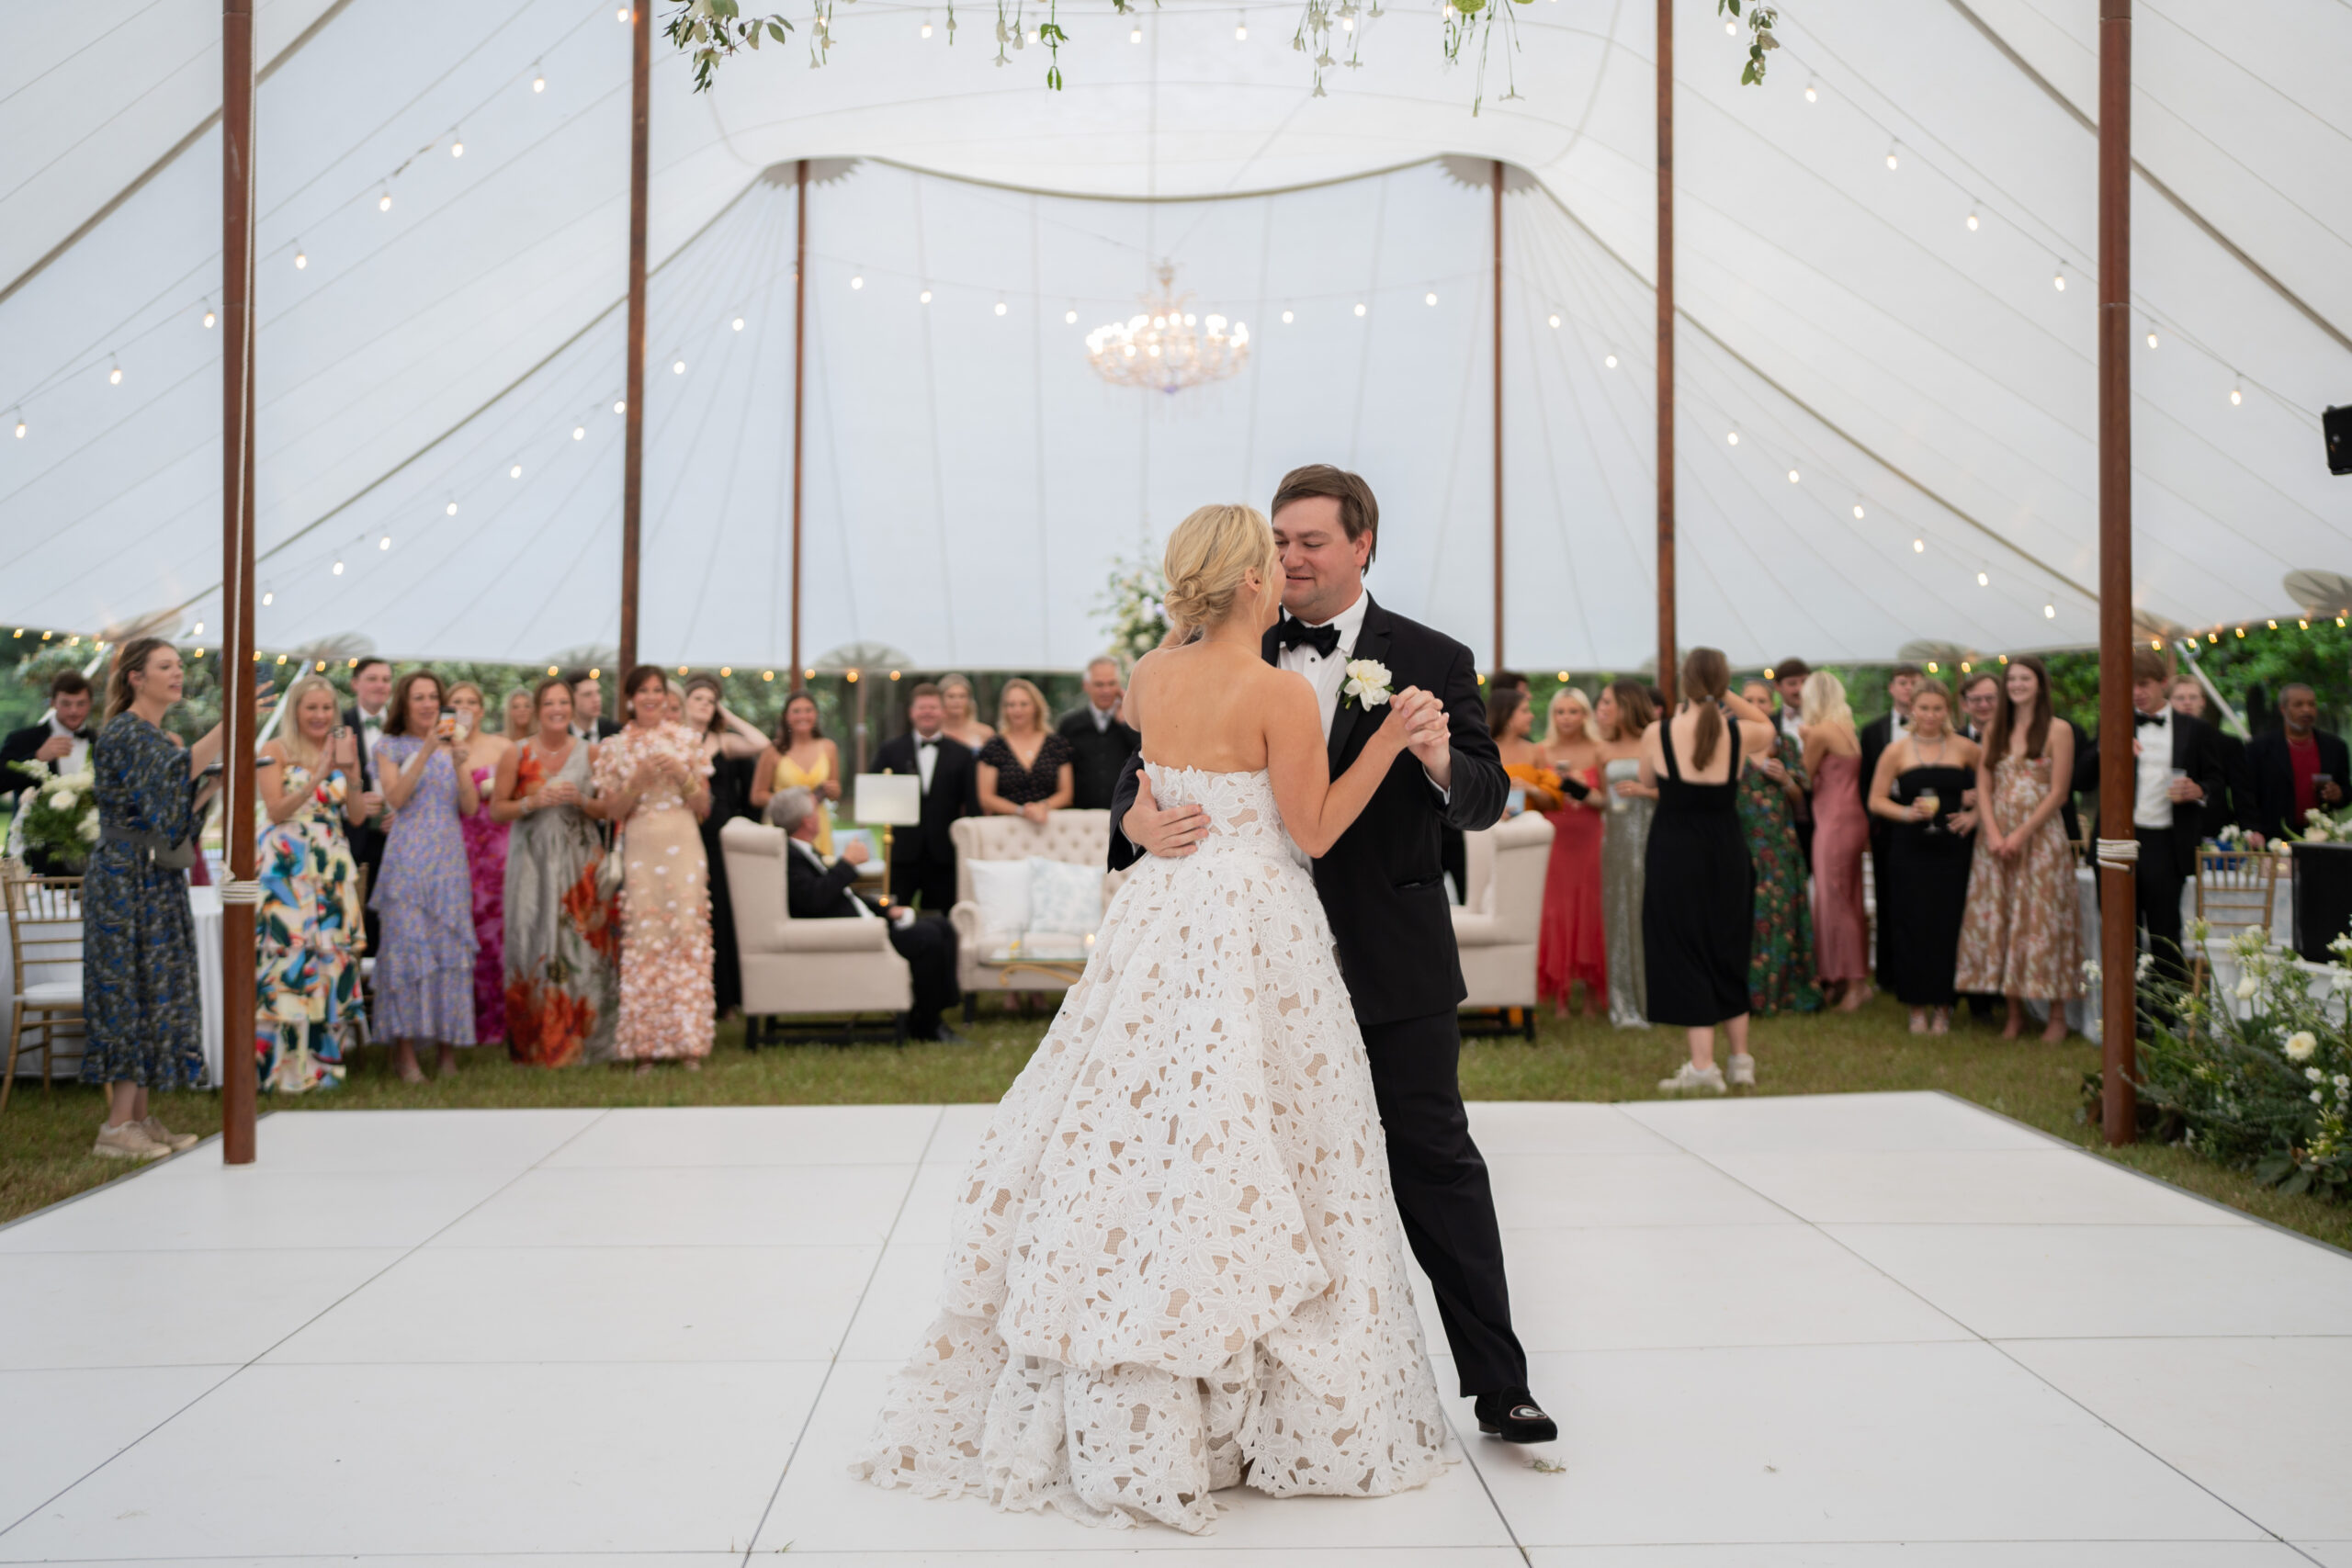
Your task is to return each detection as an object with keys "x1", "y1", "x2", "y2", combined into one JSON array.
[
  {"x1": 491, "y1": 678, "x2": 616, "y2": 1066},
  {"x1": 447, "y1": 682, "x2": 513, "y2": 1049},
  {"x1": 683, "y1": 674, "x2": 767, "y2": 1018},
  {"x1": 1493, "y1": 687, "x2": 1564, "y2": 814},
  {"x1": 253, "y1": 675, "x2": 371, "y2": 1093},
  {"x1": 752, "y1": 691, "x2": 842, "y2": 855},
  {"x1": 371, "y1": 670, "x2": 479, "y2": 1082},
  {"x1": 939, "y1": 673, "x2": 996, "y2": 753},
  {"x1": 1737, "y1": 679, "x2": 1821, "y2": 1016},
  {"x1": 81, "y1": 638, "x2": 254, "y2": 1158},
  {"x1": 1645, "y1": 650, "x2": 1777, "y2": 1093},
  {"x1": 592, "y1": 665, "x2": 715, "y2": 1071},
  {"x1": 1954, "y1": 657, "x2": 2082, "y2": 1040},
  {"x1": 977, "y1": 678, "x2": 1075, "y2": 822},
  {"x1": 1803, "y1": 671, "x2": 1873, "y2": 1012},
  {"x1": 1597, "y1": 680, "x2": 1657, "y2": 1028},
  {"x1": 1868, "y1": 680, "x2": 1981, "y2": 1034},
  {"x1": 1536, "y1": 687, "x2": 1606, "y2": 1017}
]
